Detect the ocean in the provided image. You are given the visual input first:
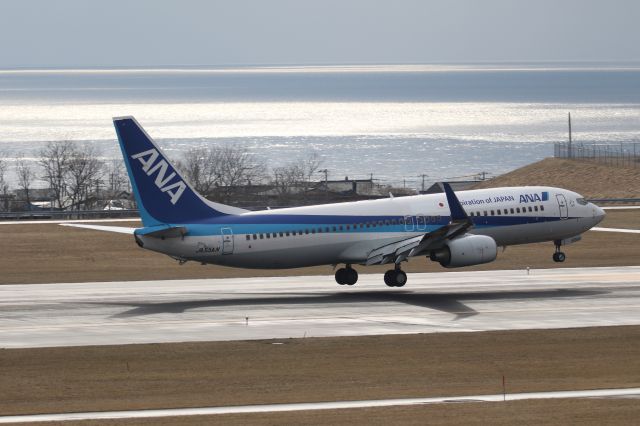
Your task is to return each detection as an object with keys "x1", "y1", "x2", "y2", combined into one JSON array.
[{"x1": 1, "y1": 63, "x2": 639, "y2": 189}]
